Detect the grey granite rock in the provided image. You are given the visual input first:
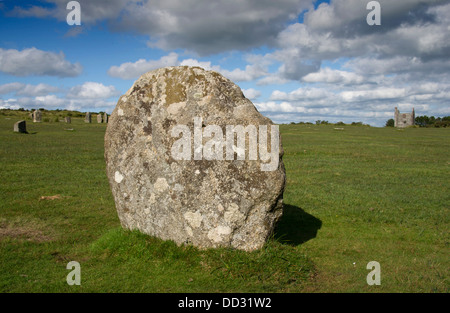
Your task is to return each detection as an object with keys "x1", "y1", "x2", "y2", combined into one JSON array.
[
  {"x1": 104, "y1": 66, "x2": 285, "y2": 251},
  {"x1": 14, "y1": 120, "x2": 27, "y2": 133},
  {"x1": 33, "y1": 110, "x2": 42, "y2": 123}
]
